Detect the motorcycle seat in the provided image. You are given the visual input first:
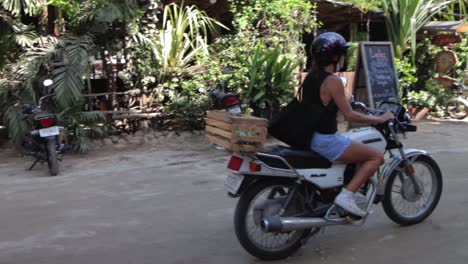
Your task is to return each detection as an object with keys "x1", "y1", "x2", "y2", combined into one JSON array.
[{"x1": 256, "y1": 145, "x2": 332, "y2": 169}]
